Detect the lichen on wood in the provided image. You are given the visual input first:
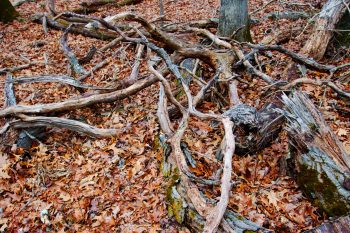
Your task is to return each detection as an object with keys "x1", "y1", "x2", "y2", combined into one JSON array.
[{"x1": 282, "y1": 92, "x2": 350, "y2": 217}]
